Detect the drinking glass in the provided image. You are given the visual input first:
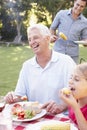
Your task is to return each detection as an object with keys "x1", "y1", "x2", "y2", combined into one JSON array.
[{"x1": 0, "y1": 96, "x2": 5, "y2": 112}]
